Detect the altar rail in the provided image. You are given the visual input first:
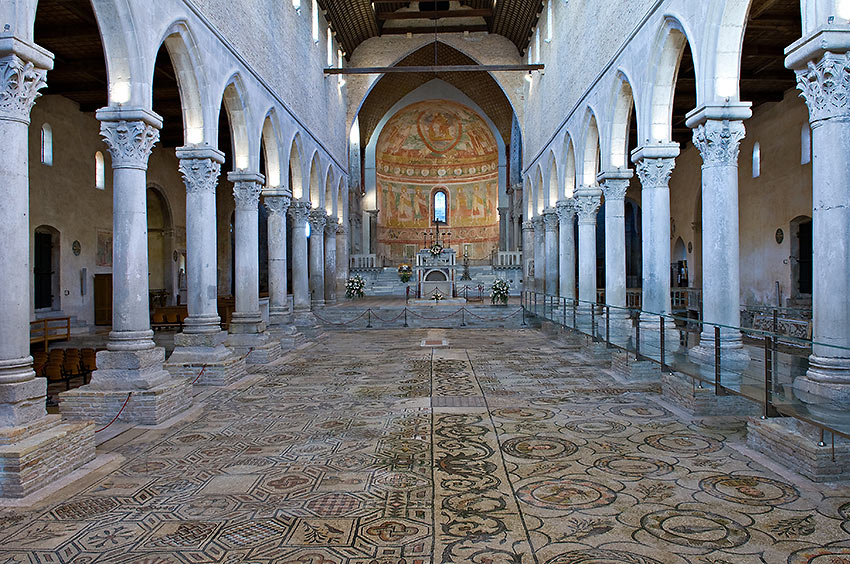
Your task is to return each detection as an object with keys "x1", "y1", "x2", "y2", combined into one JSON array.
[
  {"x1": 493, "y1": 251, "x2": 522, "y2": 267},
  {"x1": 350, "y1": 254, "x2": 378, "y2": 269}
]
